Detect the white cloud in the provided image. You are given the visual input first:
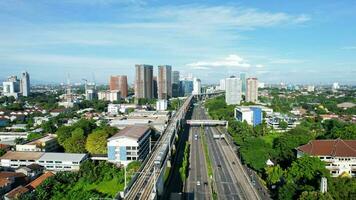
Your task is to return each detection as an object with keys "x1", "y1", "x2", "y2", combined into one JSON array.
[
  {"x1": 269, "y1": 58, "x2": 305, "y2": 64},
  {"x1": 256, "y1": 64, "x2": 264, "y2": 68},
  {"x1": 187, "y1": 54, "x2": 251, "y2": 68}
]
